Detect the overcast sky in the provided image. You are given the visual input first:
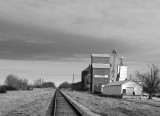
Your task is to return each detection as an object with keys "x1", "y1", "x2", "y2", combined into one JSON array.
[{"x1": 0, "y1": 0, "x2": 160, "y2": 86}]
